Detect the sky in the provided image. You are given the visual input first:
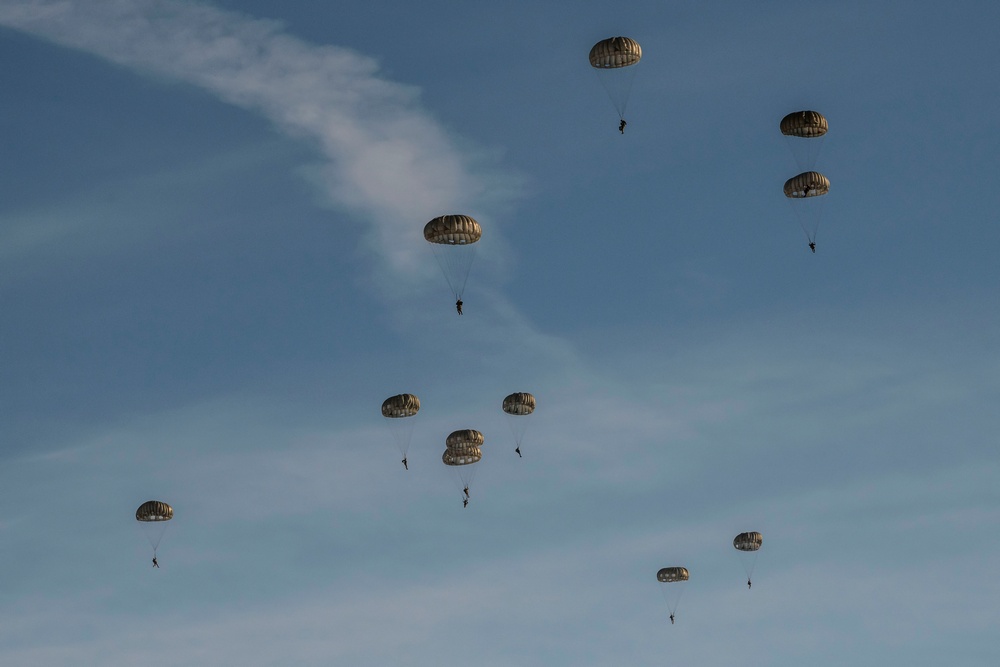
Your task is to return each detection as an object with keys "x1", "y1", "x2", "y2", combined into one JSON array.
[{"x1": 1, "y1": 1, "x2": 998, "y2": 665}]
